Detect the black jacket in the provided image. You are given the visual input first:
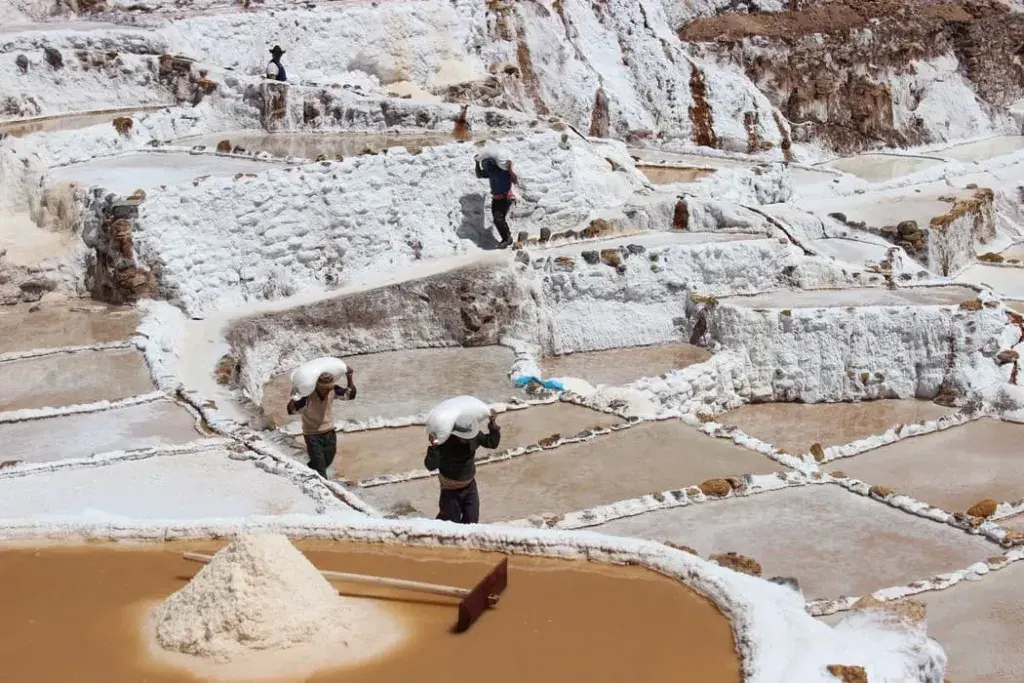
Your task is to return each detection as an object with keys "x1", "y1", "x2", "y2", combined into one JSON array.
[{"x1": 424, "y1": 425, "x2": 501, "y2": 483}]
